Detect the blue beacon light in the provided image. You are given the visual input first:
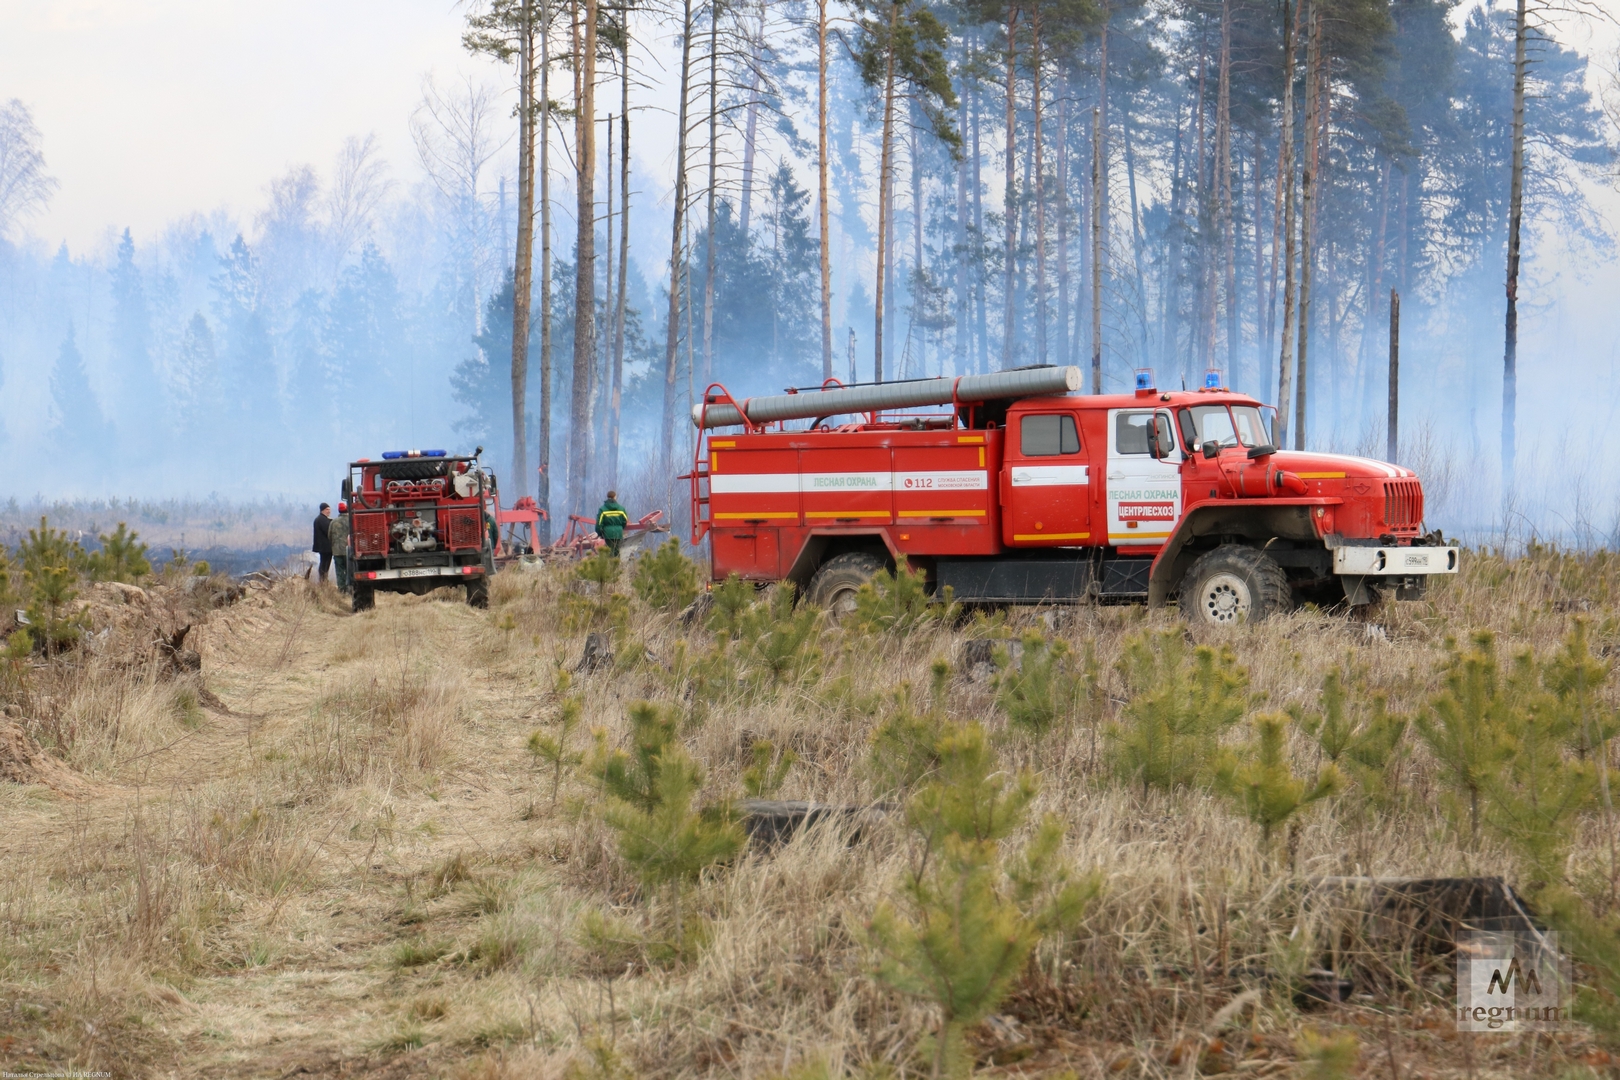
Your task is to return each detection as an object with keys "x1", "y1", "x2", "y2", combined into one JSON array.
[{"x1": 1204, "y1": 369, "x2": 1223, "y2": 390}]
